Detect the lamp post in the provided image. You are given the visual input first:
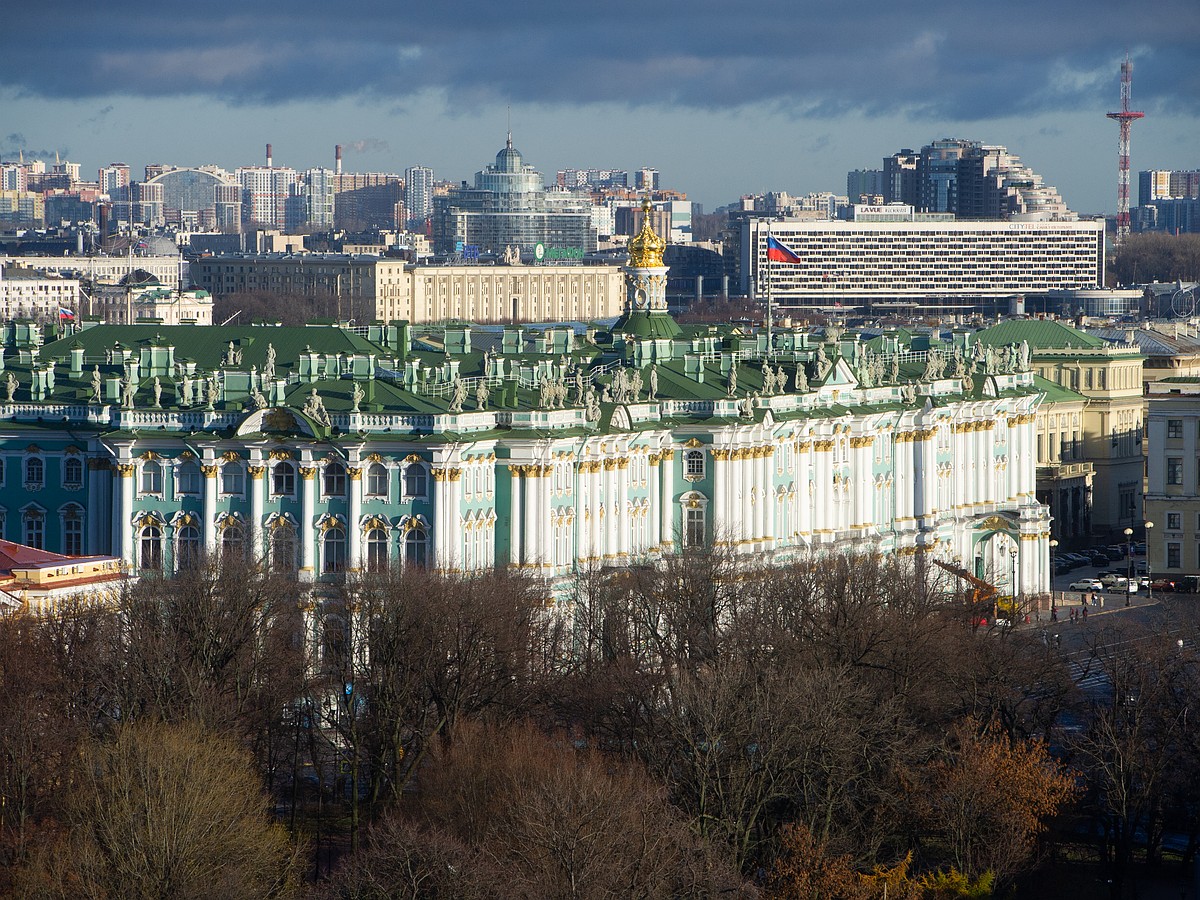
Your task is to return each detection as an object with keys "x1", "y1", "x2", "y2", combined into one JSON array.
[
  {"x1": 1049, "y1": 539, "x2": 1059, "y2": 613},
  {"x1": 1010, "y1": 546, "x2": 1019, "y2": 624},
  {"x1": 1124, "y1": 526, "x2": 1134, "y2": 607},
  {"x1": 1145, "y1": 521, "x2": 1154, "y2": 600}
]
